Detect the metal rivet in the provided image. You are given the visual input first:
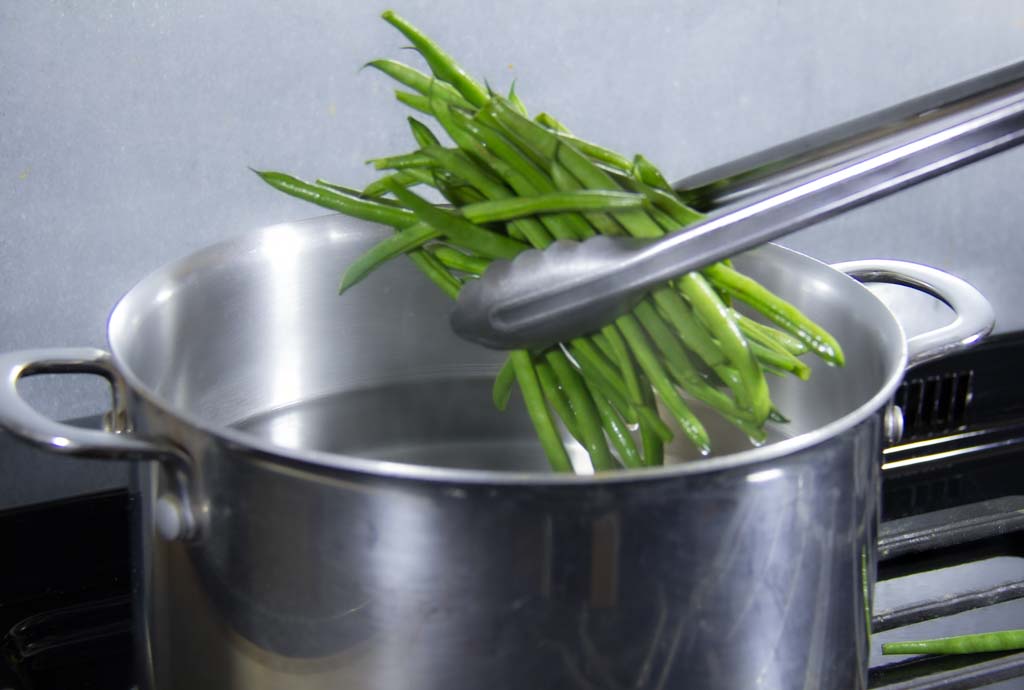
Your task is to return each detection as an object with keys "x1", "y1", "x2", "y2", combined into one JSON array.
[
  {"x1": 884, "y1": 405, "x2": 905, "y2": 445},
  {"x1": 155, "y1": 495, "x2": 185, "y2": 541}
]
